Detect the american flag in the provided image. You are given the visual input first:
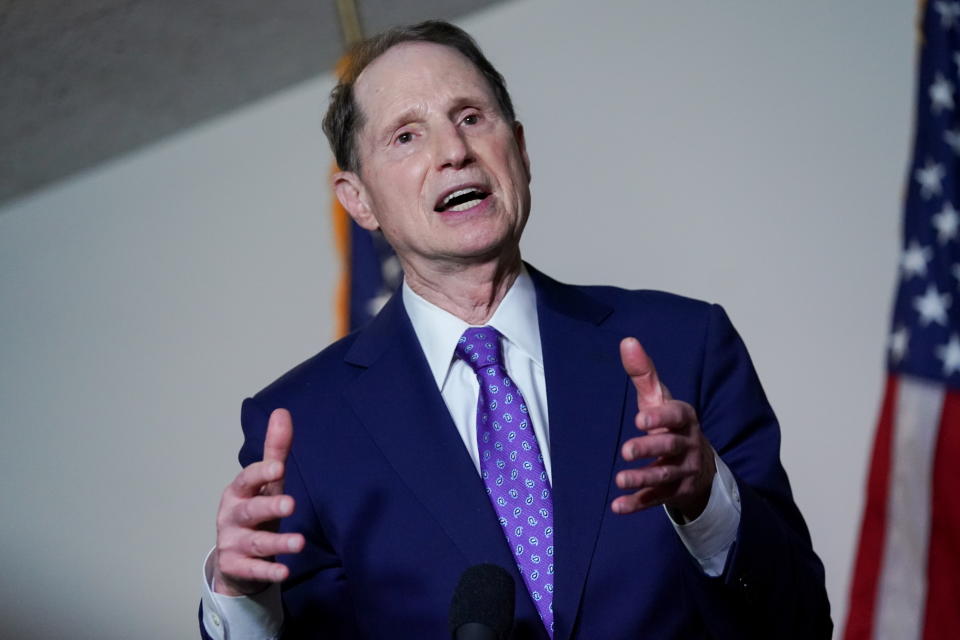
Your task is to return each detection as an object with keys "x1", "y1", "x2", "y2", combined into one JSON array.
[
  {"x1": 331, "y1": 192, "x2": 402, "y2": 336},
  {"x1": 346, "y1": 219, "x2": 402, "y2": 330},
  {"x1": 844, "y1": 2, "x2": 960, "y2": 638}
]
